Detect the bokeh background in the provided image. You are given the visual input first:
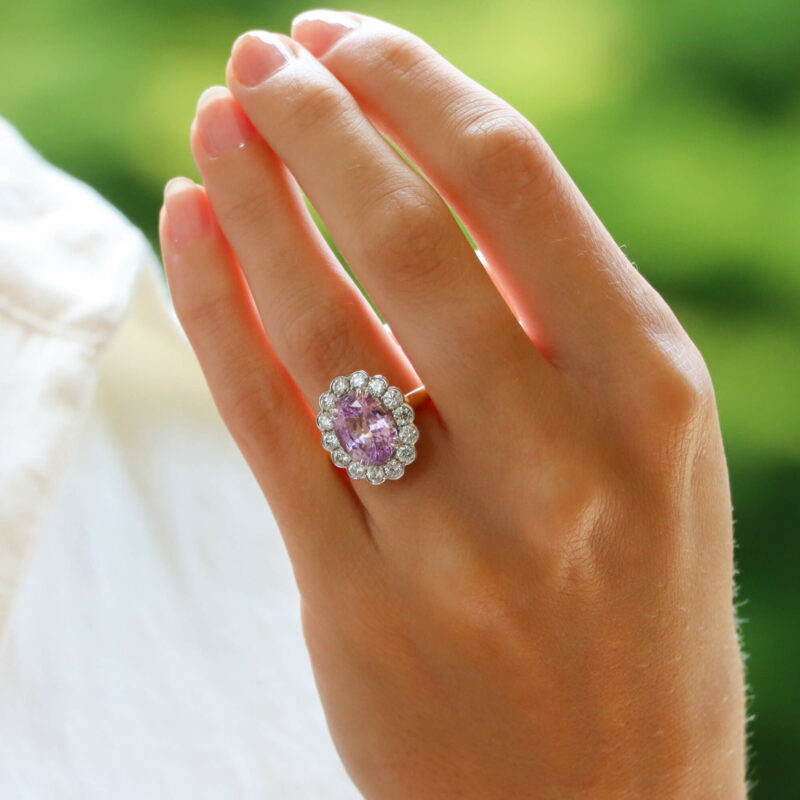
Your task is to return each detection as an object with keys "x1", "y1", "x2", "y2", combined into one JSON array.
[{"x1": 1, "y1": 0, "x2": 798, "y2": 795}]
